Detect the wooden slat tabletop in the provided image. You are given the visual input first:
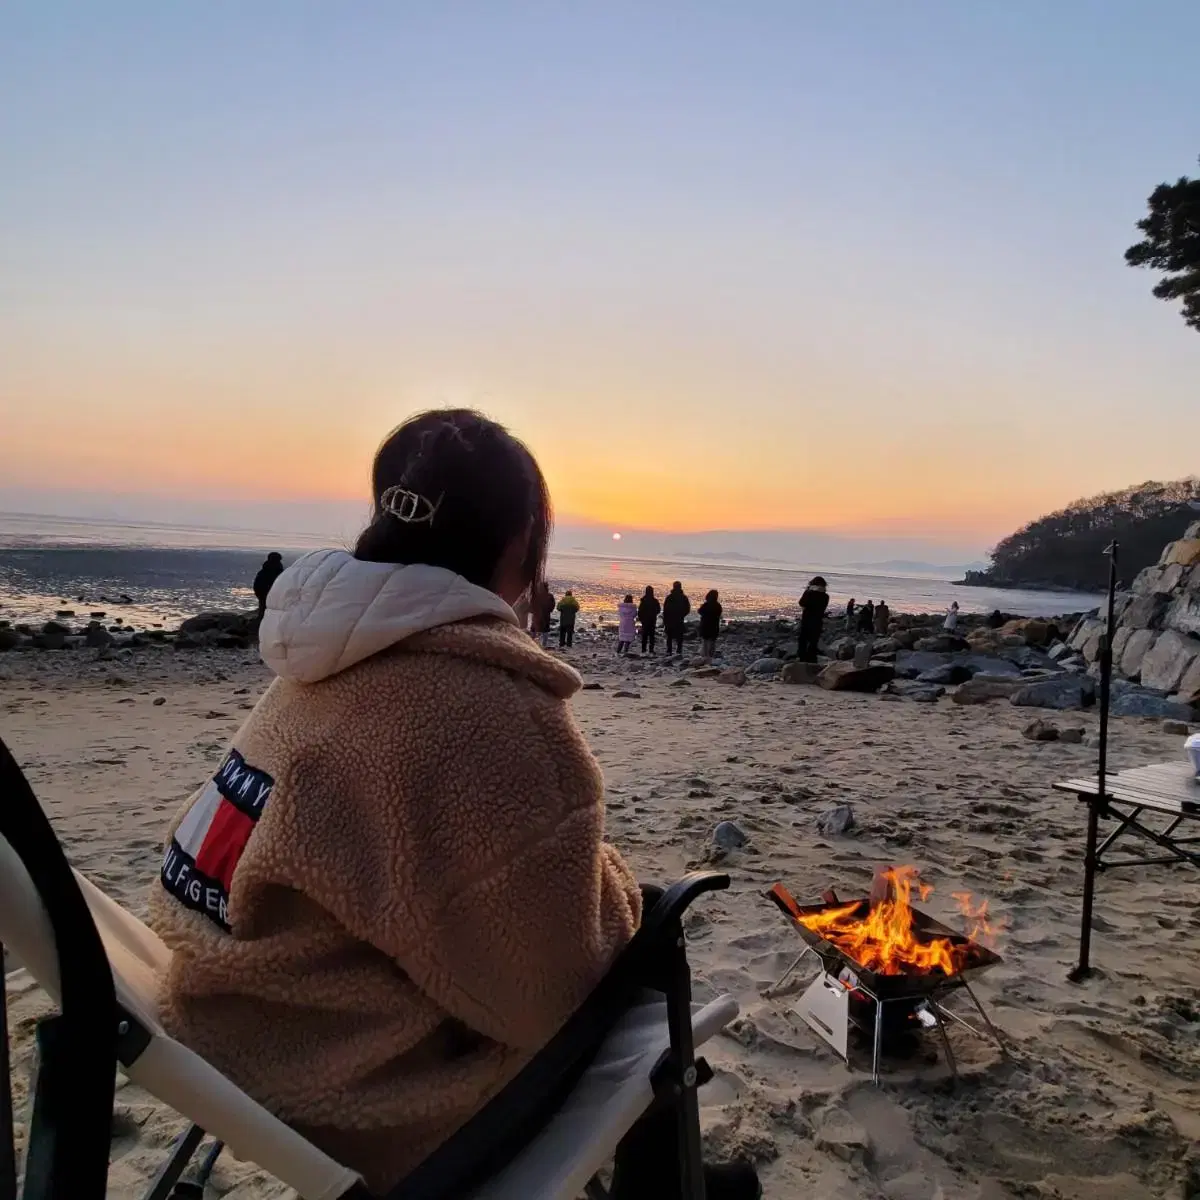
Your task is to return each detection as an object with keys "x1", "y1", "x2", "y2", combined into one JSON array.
[{"x1": 1054, "y1": 760, "x2": 1200, "y2": 816}]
